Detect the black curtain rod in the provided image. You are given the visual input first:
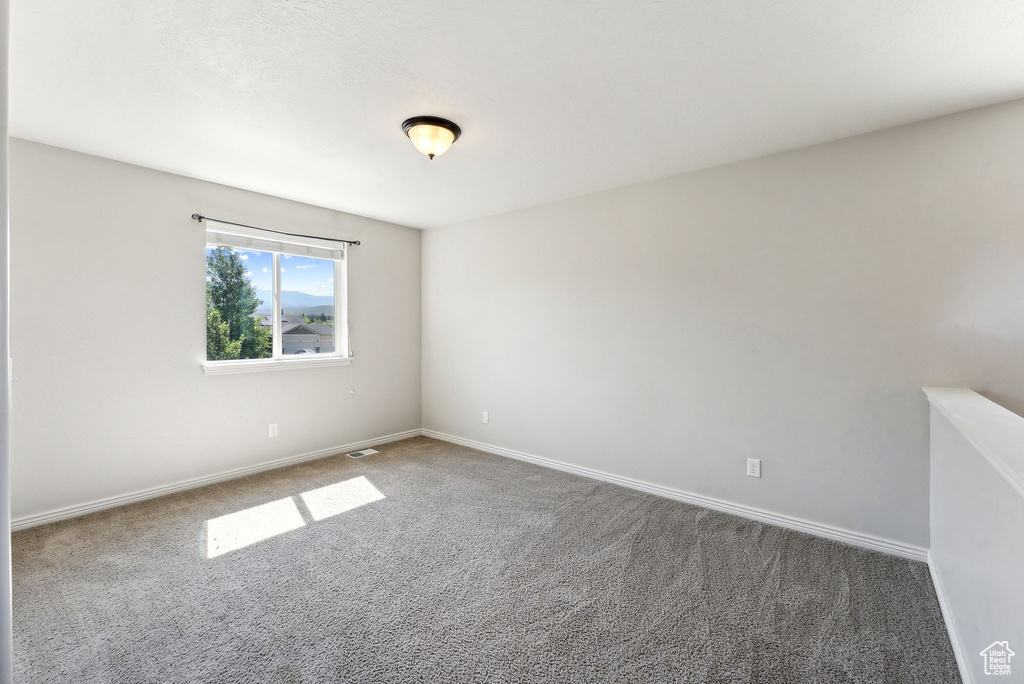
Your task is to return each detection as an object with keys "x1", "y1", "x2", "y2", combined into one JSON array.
[{"x1": 191, "y1": 214, "x2": 361, "y2": 246}]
